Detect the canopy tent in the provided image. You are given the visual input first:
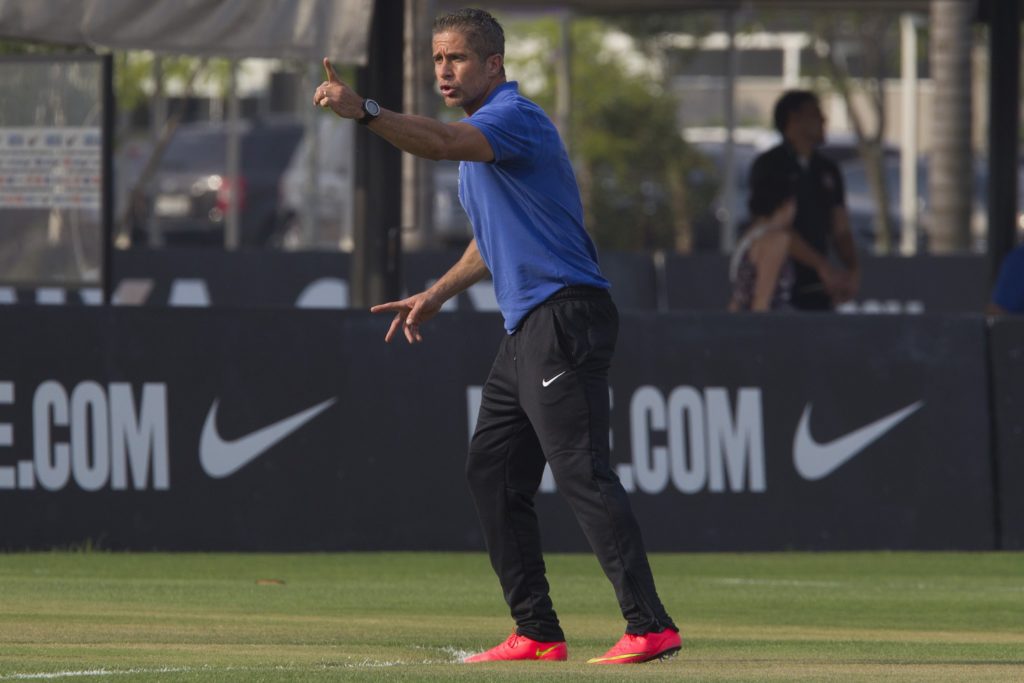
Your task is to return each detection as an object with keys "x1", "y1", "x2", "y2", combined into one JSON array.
[{"x1": 0, "y1": 0, "x2": 373, "y2": 63}]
